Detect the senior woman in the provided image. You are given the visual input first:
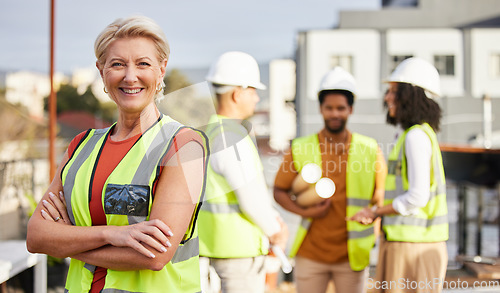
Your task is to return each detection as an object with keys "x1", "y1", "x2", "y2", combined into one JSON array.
[{"x1": 26, "y1": 16, "x2": 208, "y2": 293}]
